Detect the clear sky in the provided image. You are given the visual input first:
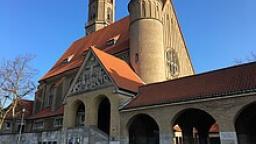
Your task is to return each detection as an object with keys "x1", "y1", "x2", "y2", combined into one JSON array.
[{"x1": 0, "y1": 0, "x2": 255, "y2": 82}]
